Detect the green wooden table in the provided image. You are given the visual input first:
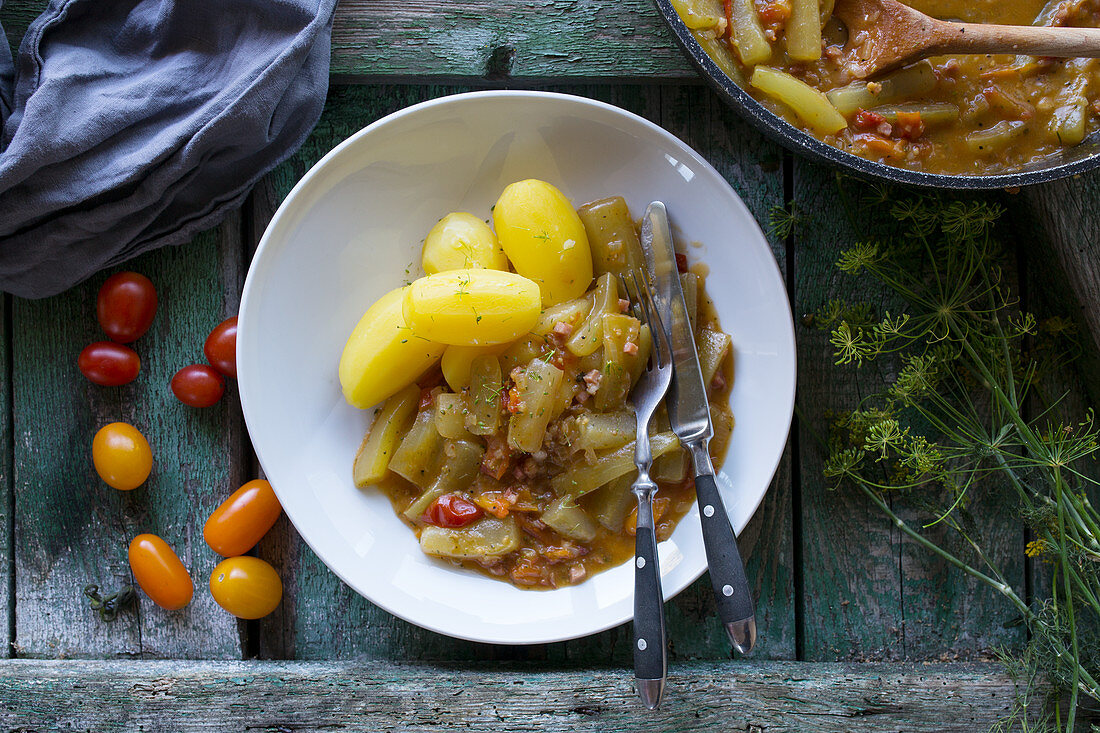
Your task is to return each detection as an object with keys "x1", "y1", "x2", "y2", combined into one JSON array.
[{"x1": 4, "y1": 2, "x2": 1100, "y2": 730}]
